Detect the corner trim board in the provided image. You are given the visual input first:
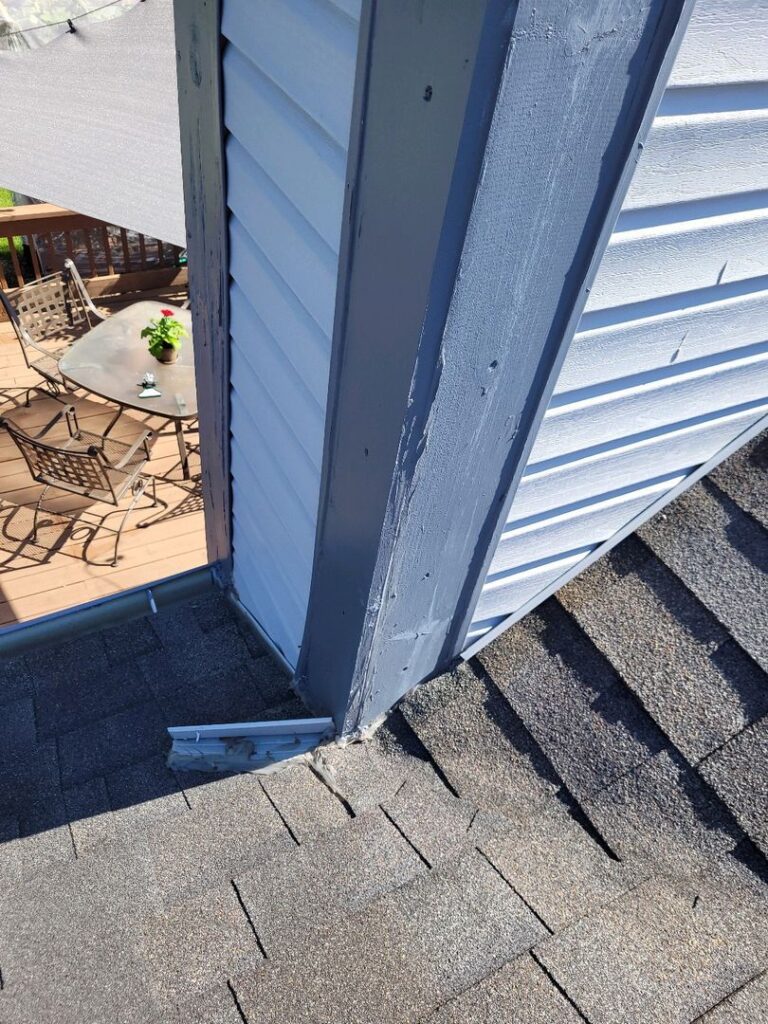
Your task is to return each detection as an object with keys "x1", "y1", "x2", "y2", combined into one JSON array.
[
  {"x1": 173, "y1": 0, "x2": 232, "y2": 567},
  {"x1": 298, "y1": 0, "x2": 697, "y2": 735},
  {"x1": 296, "y1": 0, "x2": 508, "y2": 731}
]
